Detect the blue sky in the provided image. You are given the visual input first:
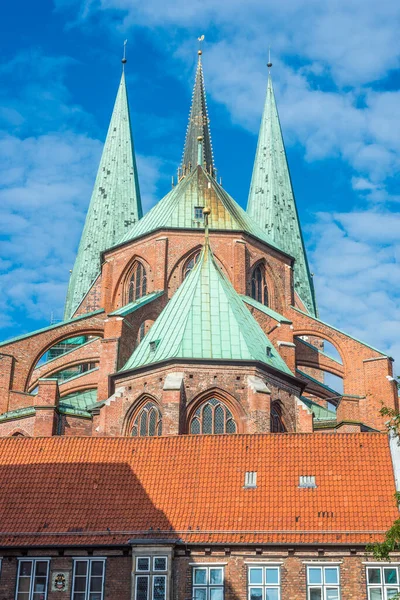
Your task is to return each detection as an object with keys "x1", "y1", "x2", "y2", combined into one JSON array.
[{"x1": 0, "y1": 0, "x2": 399, "y2": 371}]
